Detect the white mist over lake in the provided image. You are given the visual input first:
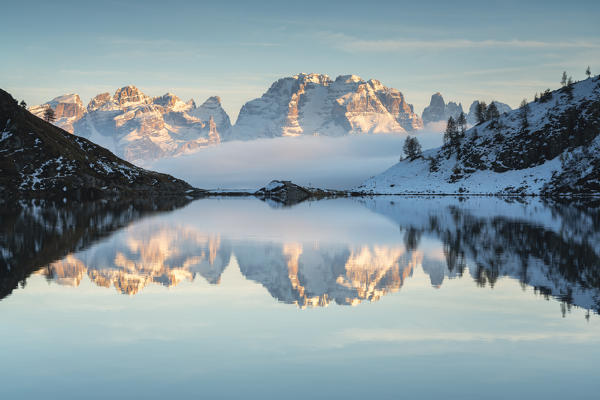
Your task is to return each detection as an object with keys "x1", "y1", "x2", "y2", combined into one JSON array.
[{"x1": 147, "y1": 125, "x2": 444, "y2": 190}]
